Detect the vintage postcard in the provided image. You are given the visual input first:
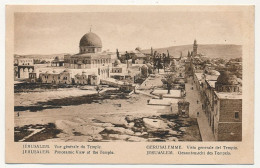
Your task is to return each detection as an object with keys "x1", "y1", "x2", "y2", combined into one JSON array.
[{"x1": 5, "y1": 5, "x2": 254, "y2": 164}]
